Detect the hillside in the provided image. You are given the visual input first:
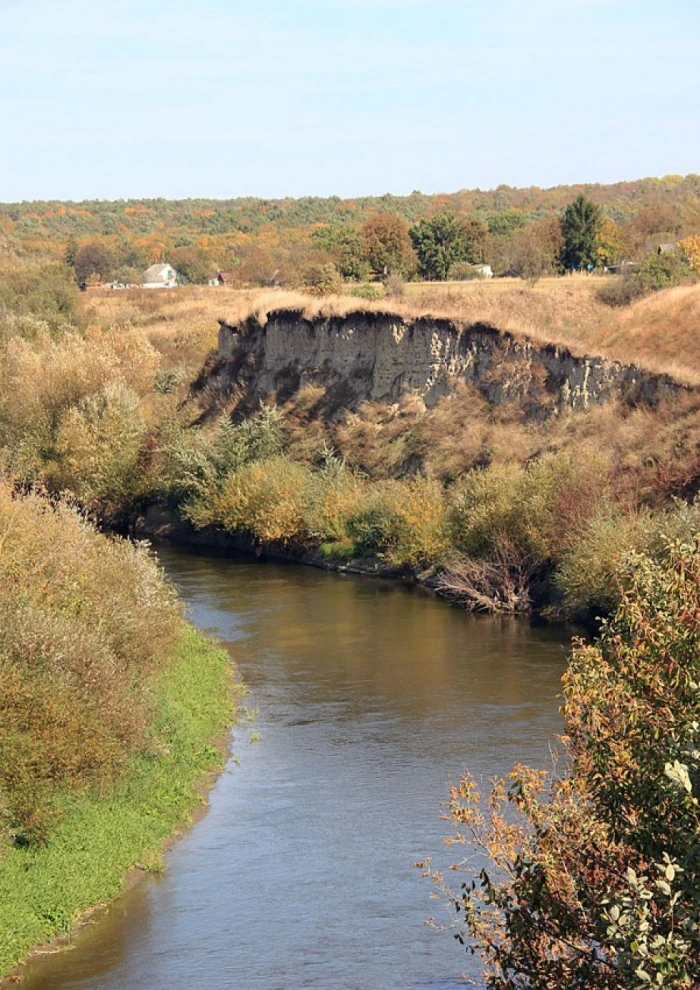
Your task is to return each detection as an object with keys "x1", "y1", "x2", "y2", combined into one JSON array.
[{"x1": 3, "y1": 173, "x2": 700, "y2": 290}]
